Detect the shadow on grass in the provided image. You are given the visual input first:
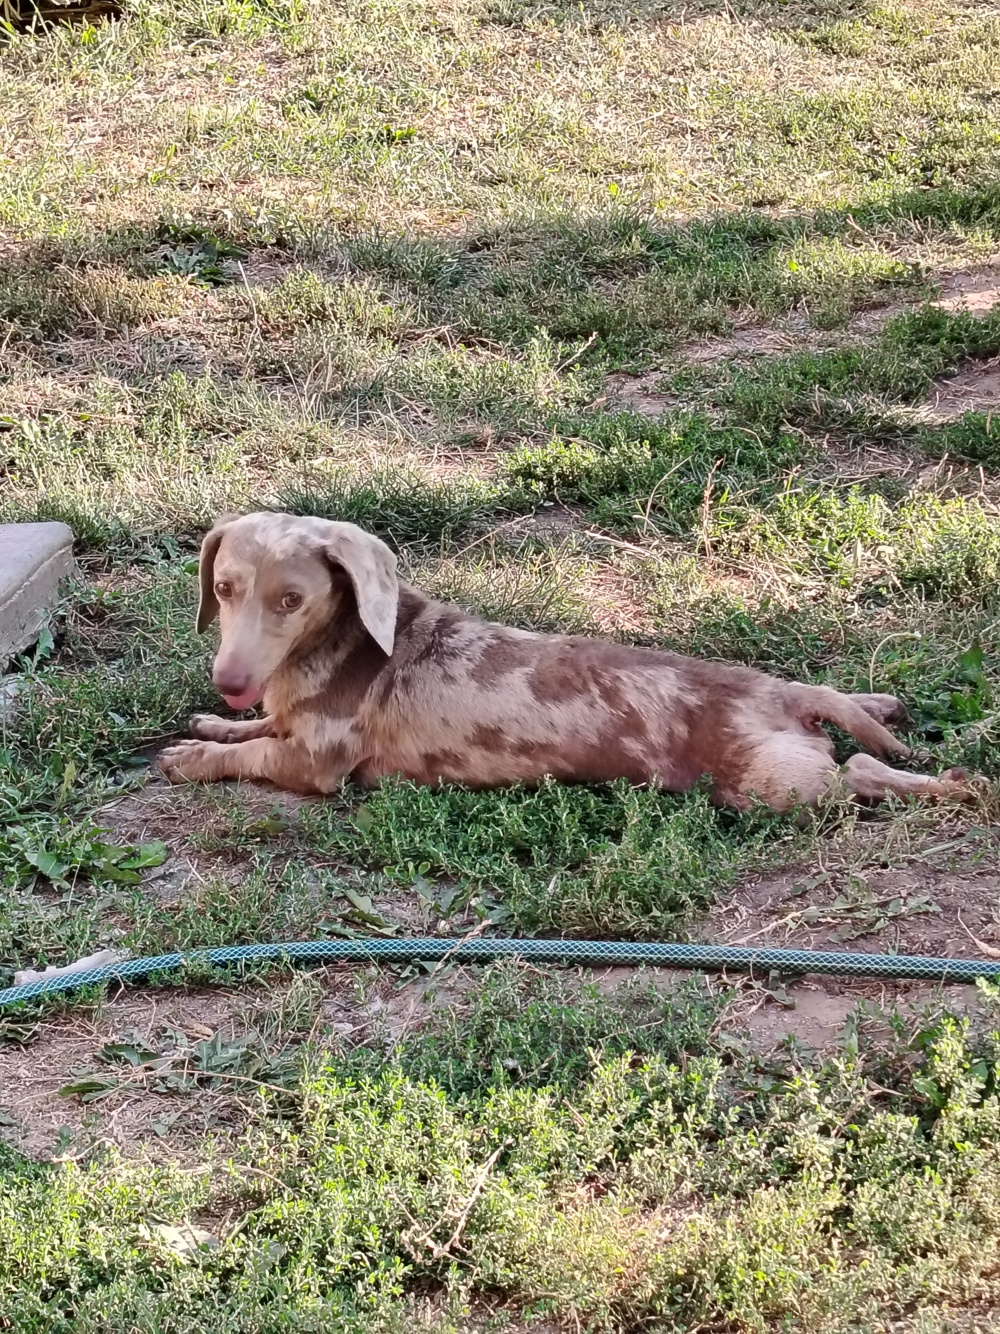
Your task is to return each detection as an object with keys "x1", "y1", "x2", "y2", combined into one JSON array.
[
  {"x1": 2, "y1": 181, "x2": 999, "y2": 563},
  {"x1": 481, "y1": 0, "x2": 879, "y2": 34},
  {"x1": 2, "y1": 181, "x2": 999, "y2": 358}
]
